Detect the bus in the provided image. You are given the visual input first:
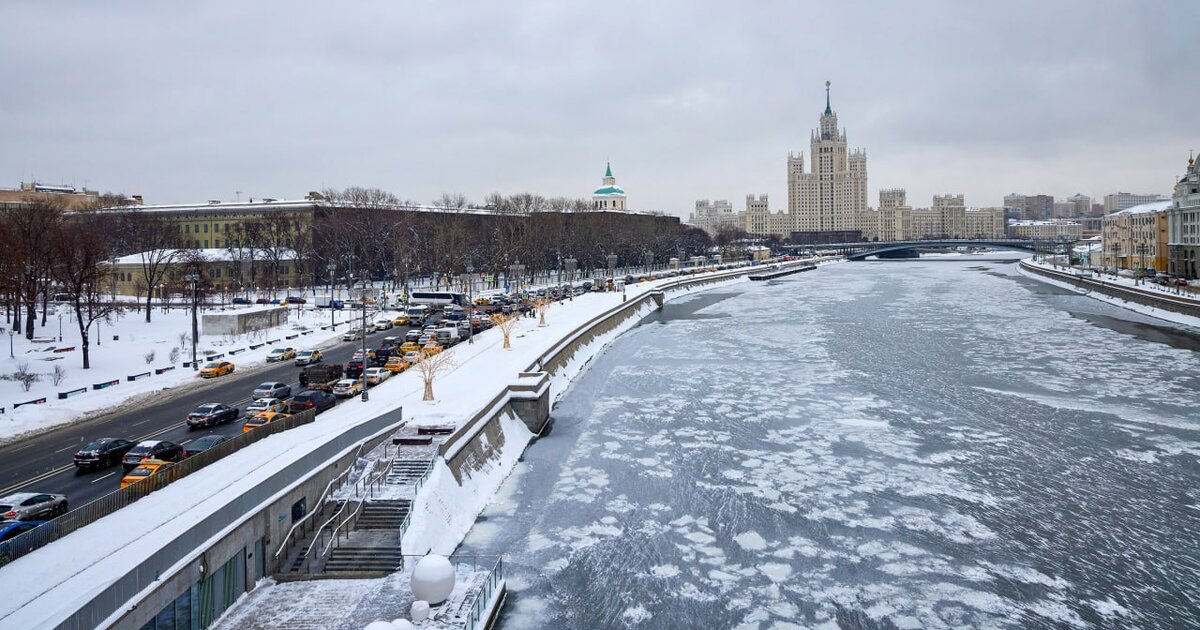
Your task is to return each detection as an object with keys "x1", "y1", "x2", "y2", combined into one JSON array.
[{"x1": 408, "y1": 291, "x2": 468, "y2": 308}]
